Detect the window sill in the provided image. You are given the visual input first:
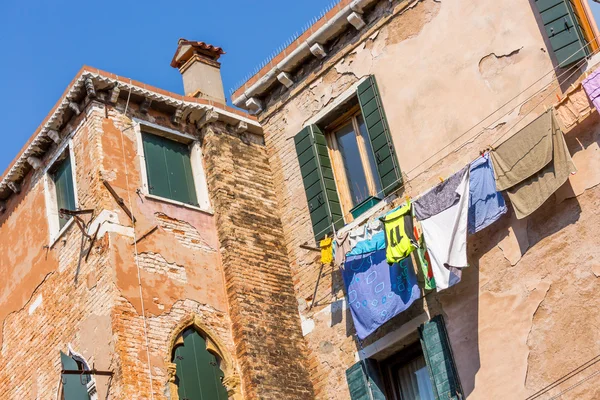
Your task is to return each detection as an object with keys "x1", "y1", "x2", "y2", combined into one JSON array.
[
  {"x1": 337, "y1": 193, "x2": 397, "y2": 236},
  {"x1": 49, "y1": 218, "x2": 76, "y2": 248},
  {"x1": 144, "y1": 193, "x2": 214, "y2": 215}
]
